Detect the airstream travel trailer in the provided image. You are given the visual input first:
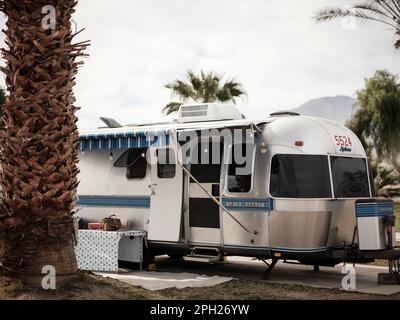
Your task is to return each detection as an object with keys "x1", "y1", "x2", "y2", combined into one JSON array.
[{"x1": 77, "y1": 103, "x2": 400, "y2": 279}]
